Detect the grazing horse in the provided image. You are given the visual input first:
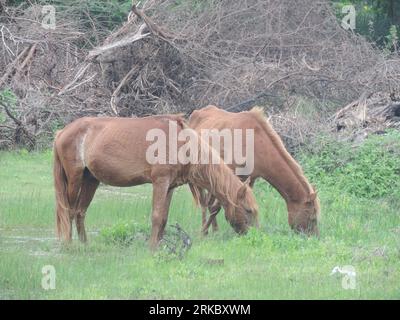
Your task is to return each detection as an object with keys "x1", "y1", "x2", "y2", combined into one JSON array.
[
  {"x1": 53, "y1": 114, "x2": 258, "y2": 249},
  {"x1": 188, "y1": 106, "x2": 320, "y2": 236}
]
